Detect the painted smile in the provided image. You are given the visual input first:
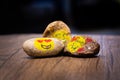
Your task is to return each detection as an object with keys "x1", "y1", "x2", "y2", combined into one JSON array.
[
  {"x1": 71, "y1": 43, "x2": 78, "y2": 50},
  {"x1": 41, "y1": 44, "x2": 51, "y2": 49}
]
